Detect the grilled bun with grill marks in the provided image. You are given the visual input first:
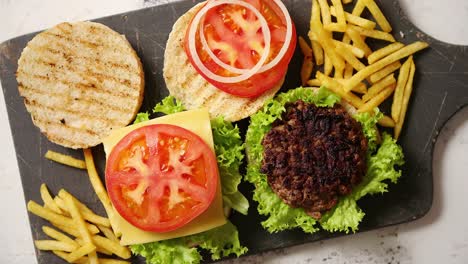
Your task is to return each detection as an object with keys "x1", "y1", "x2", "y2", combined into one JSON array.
[{"x1": 16, "y1": 21, "x2": 144, "y2": 149}]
